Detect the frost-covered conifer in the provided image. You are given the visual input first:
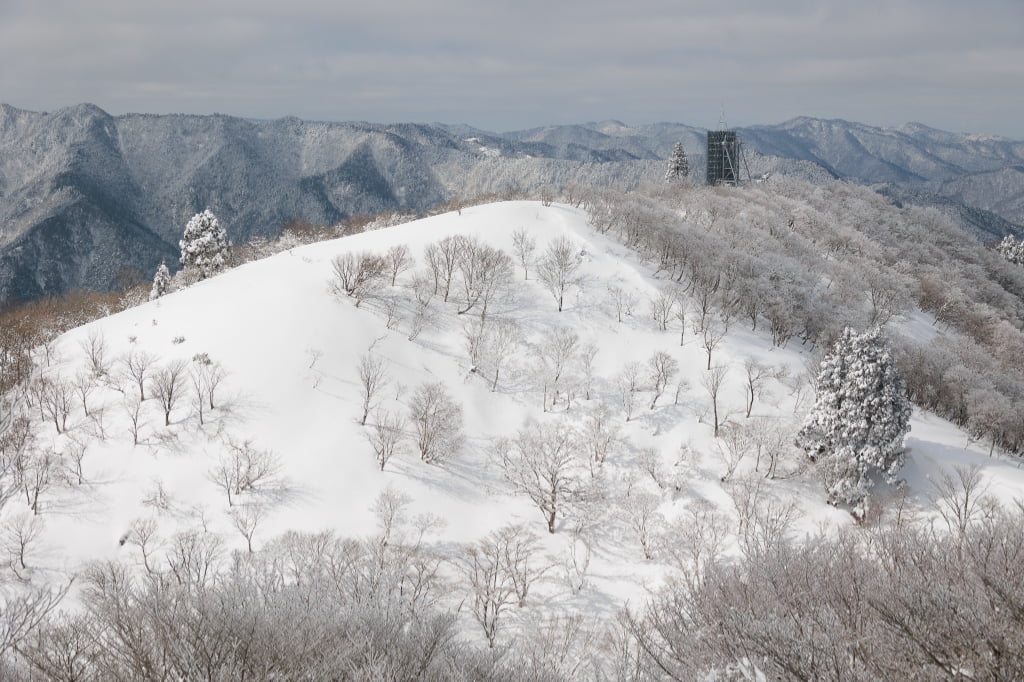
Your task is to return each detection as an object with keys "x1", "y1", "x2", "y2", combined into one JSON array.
[
  {"x1": 179, "y1": 209, "x2": 229, "y2": 280},
  {"x1": 997, "y1": 234, "x2": 1024, "y2": 266},
  {"x1": 665, "y1": 141, "x2": 689, "y2": 183},
  {"x1": 796, "y1": 327, "x2": 911, "y2": 507},
  {"x1": 149, "y1": 260, "x2": 172, "y2": 300}
]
